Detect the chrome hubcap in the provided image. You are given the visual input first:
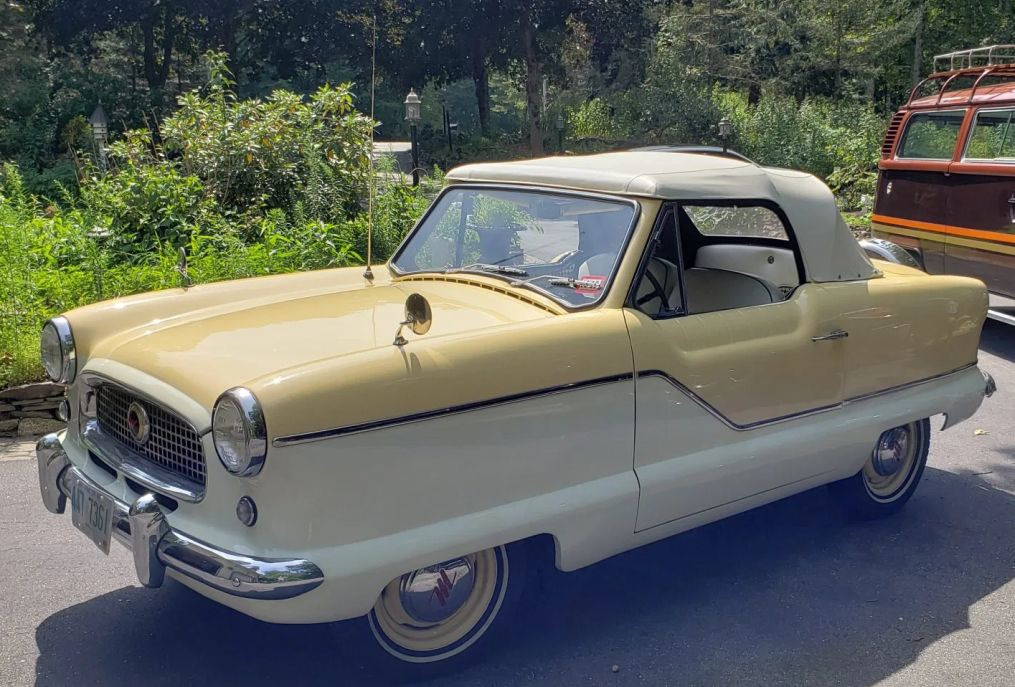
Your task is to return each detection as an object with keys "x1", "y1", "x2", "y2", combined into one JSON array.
[
  {"x1": 398, "y1": 557, "x2": 476, "y2": 624},
  {"x1": 871, "y1": 427, "x2": 910, "y2": 477}
]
